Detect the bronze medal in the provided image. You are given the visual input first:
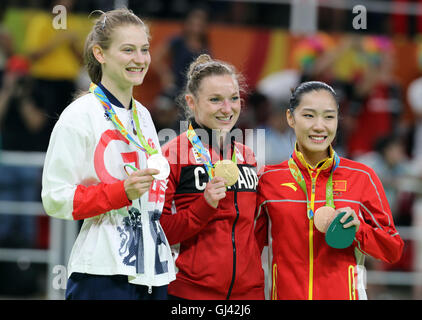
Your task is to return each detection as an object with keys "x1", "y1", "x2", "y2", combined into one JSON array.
[{"x1": 314, "y1": 206, "x2": 336, "y2": 233}]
